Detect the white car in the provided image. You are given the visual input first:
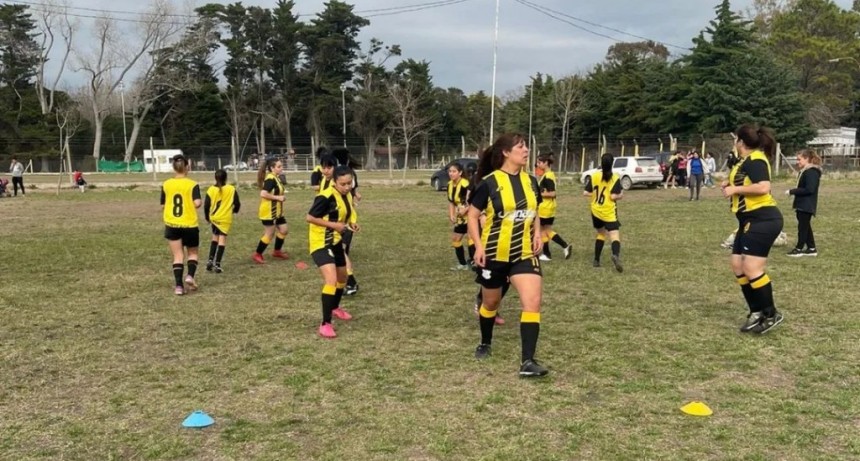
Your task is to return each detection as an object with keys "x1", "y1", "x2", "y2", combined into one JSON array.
[
  {"x1": 580, "y1": 156, "x2": 663, "y2": 190},
  {"x1": 223, "y1": 162, "x2": 249, "y2": 171}
]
